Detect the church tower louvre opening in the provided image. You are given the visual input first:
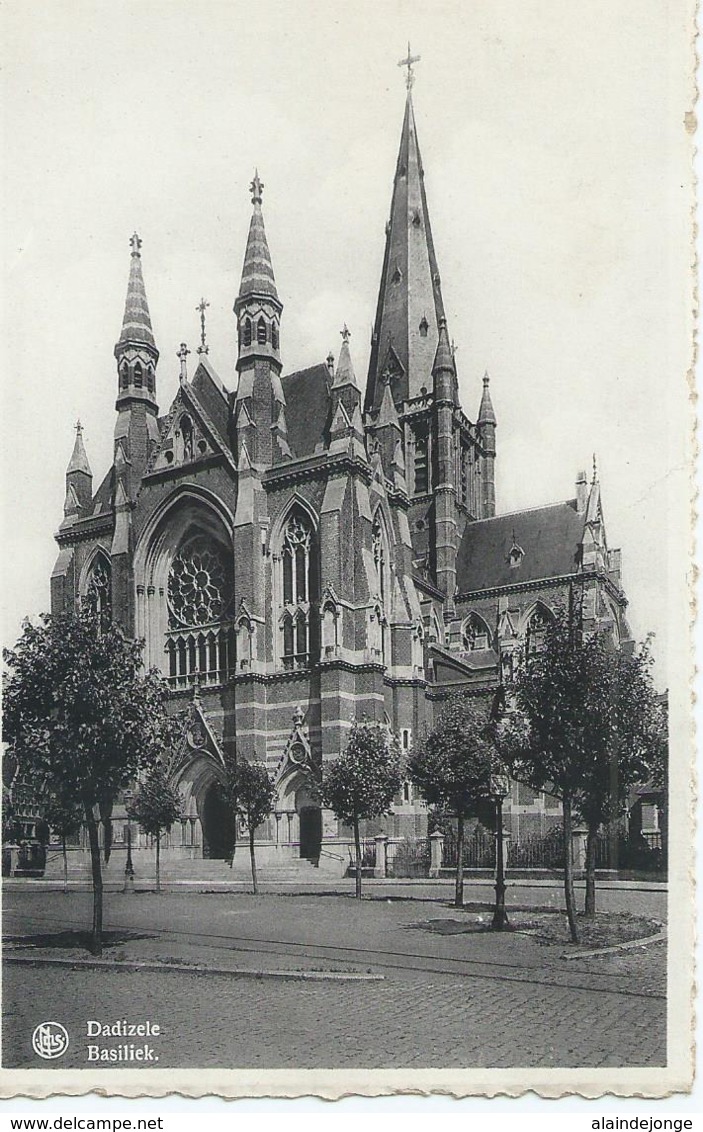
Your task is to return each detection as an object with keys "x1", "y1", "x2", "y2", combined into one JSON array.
[{"x1": 43, "y1": 51, "x2": 634, "y2": 881}]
